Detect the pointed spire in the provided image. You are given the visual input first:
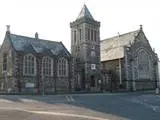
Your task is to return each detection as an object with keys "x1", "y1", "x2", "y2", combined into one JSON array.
[{"x1": 77, "y1": 4, "x2": 94, "y2": 20}]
